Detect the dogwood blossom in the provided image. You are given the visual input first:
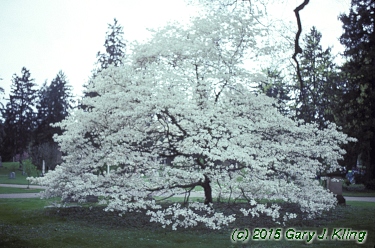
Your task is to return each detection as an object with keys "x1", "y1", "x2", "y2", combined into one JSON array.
[{"x1": 30, "y1": 9, "x2": 355, "y2": 230}]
